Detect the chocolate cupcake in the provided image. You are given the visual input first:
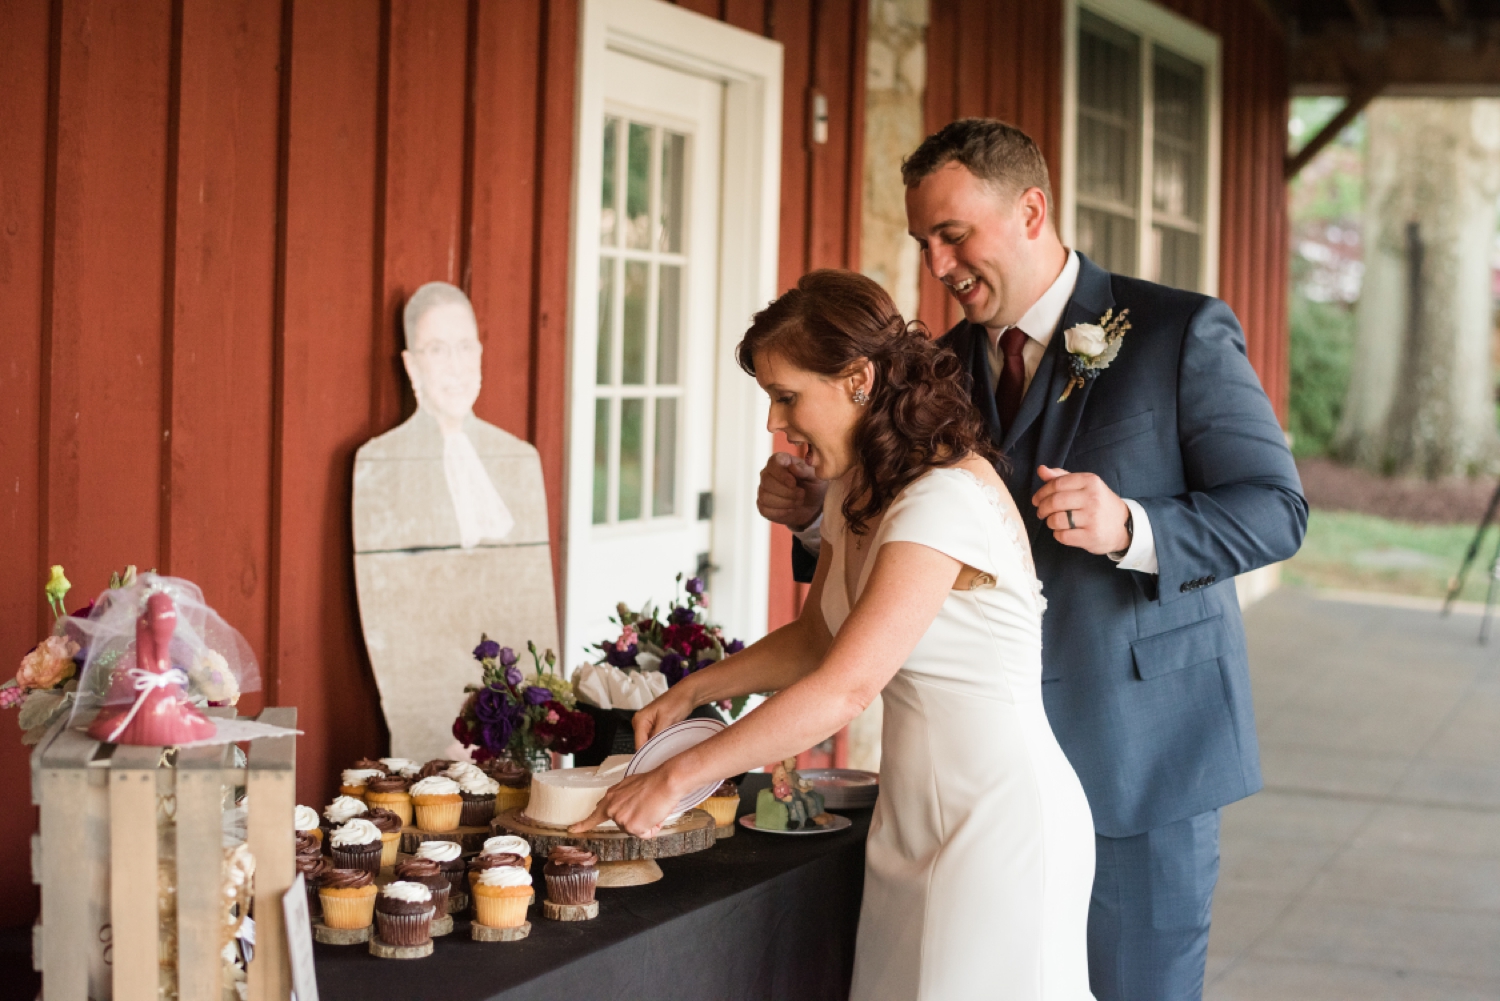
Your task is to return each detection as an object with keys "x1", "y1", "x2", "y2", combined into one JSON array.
[
  {"x1": 351, "y1": 757, "x2": 390, "y2": 774},
  {"x1": 329, "y1": 818, "x2": 383, "y2": 874},
  {"x1": 365, "y1": 807, "x2": 405, "y2": 868},
  {"x1": 375, "y1": 881, "x2": 434, "y2": 947},
  {"x1": 364, "y1": 774, "x2": 413, "y2": 827},
  {"x1": 296, "y1": 855, "x2": 331, "y2": 918},
  {"x1": 449, "y1": 766, "x2": 499, "y2": 826},
  {"x1": 394, "y1": 858, "x2": 450, "y2": 914},
  {"x1": 413, "y1": 840, "x2": 466, "y2": 897},
  {"x1": 543, "y1": 846, "x2": 599, "y2": 905},
  {"x1": 484, "y1": 756, "x2": 533, "y2": 815},
  {"x1": 418, "y1": 759, "x2": 456, "y2": 779},
  {"x1": 295, "y1": 831, "x2": 323, "y2": 858},
  {"x1": 317, "y1": 868, "x2": 377, "y2": 929}
]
